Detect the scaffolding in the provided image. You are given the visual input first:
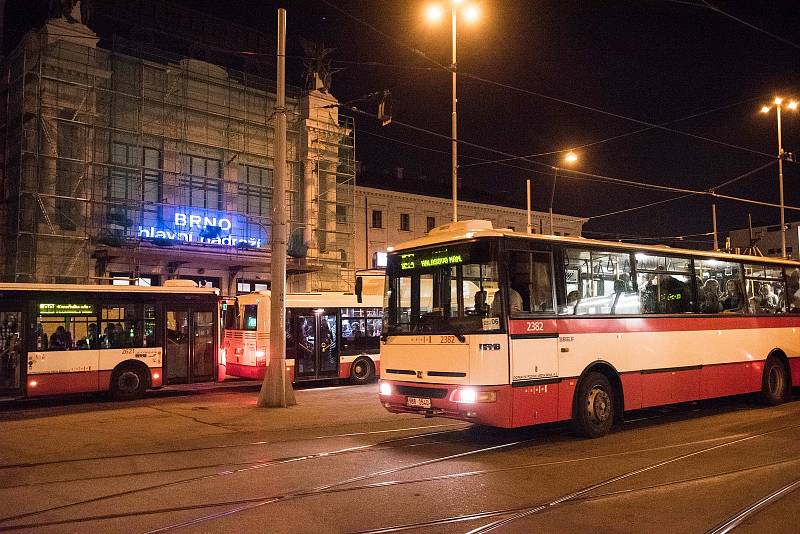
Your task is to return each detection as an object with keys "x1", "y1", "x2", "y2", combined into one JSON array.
[{"x1": 0, "y1": 24, "x2": 356, "y2": 293}]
